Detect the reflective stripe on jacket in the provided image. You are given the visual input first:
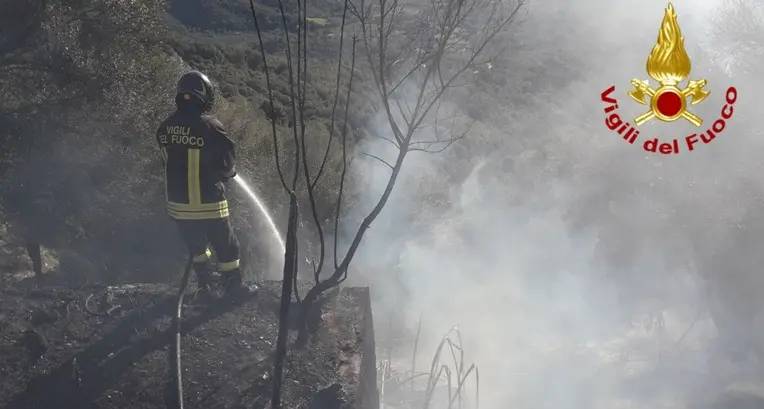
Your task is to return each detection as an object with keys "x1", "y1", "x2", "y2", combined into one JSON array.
[{"x1": 156, "y1": 111, "x2": 236, "y2": 220}]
